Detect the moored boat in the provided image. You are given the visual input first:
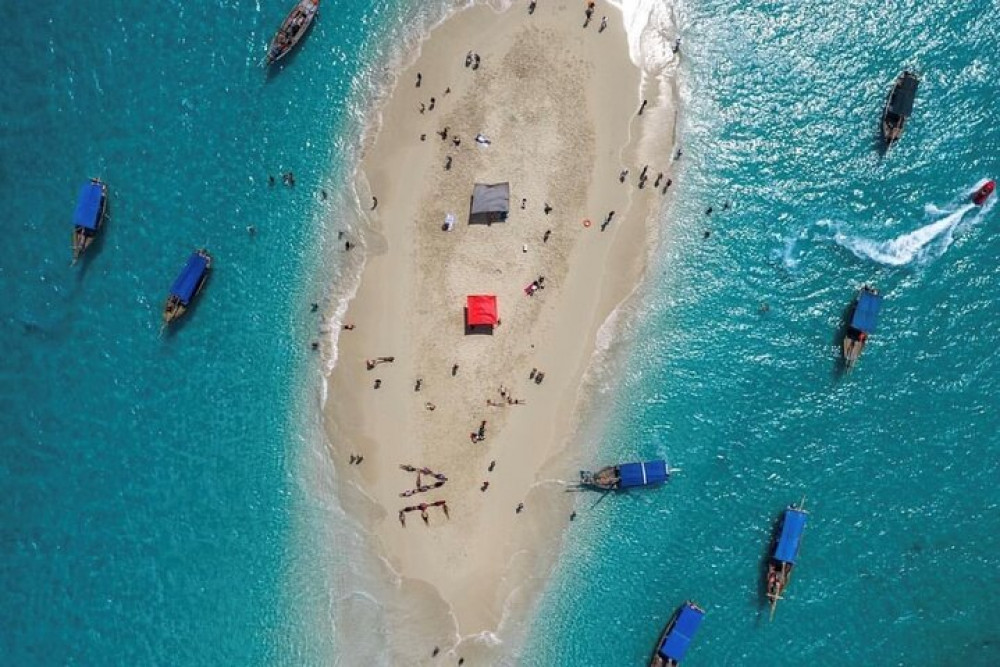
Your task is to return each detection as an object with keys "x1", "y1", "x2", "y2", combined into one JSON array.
[
  {"x1": 71, "y1": 178, "x2": 108, "y2": 264},
  {"x1": 972, "y1": 180, "x2": 995, "y2": 206},
  {"x1": 842, "y1": 285, "x2": 882, "y2": 368},
  {"x1": 881, "y1": 71, "x2": 919, "y2": 144},
  {"x1": 766, "y1": 501, "x2": 808, "y2": 620},
  {"x1": 650, "y1": 601, "x2": 705, "y2": 667},
  {"x1": 163, "y1": 250, "x2": 212, "y2": 327},
  {"x1": 266, "y1": 0, "x2": 319, "y2": 66},
  {"x1": 579, "y1": 459, "x2": 669, "y2": 491}
]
